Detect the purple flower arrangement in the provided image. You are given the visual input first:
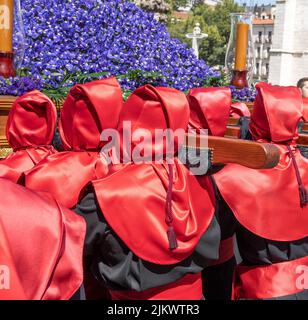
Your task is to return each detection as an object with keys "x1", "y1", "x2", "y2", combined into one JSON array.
[
  {"x1": 229, "y1": 86, "x2": 257, "y2": 102},
  {"x1": 0, "y1": 0, "x2": 220, "y2": 98}
]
